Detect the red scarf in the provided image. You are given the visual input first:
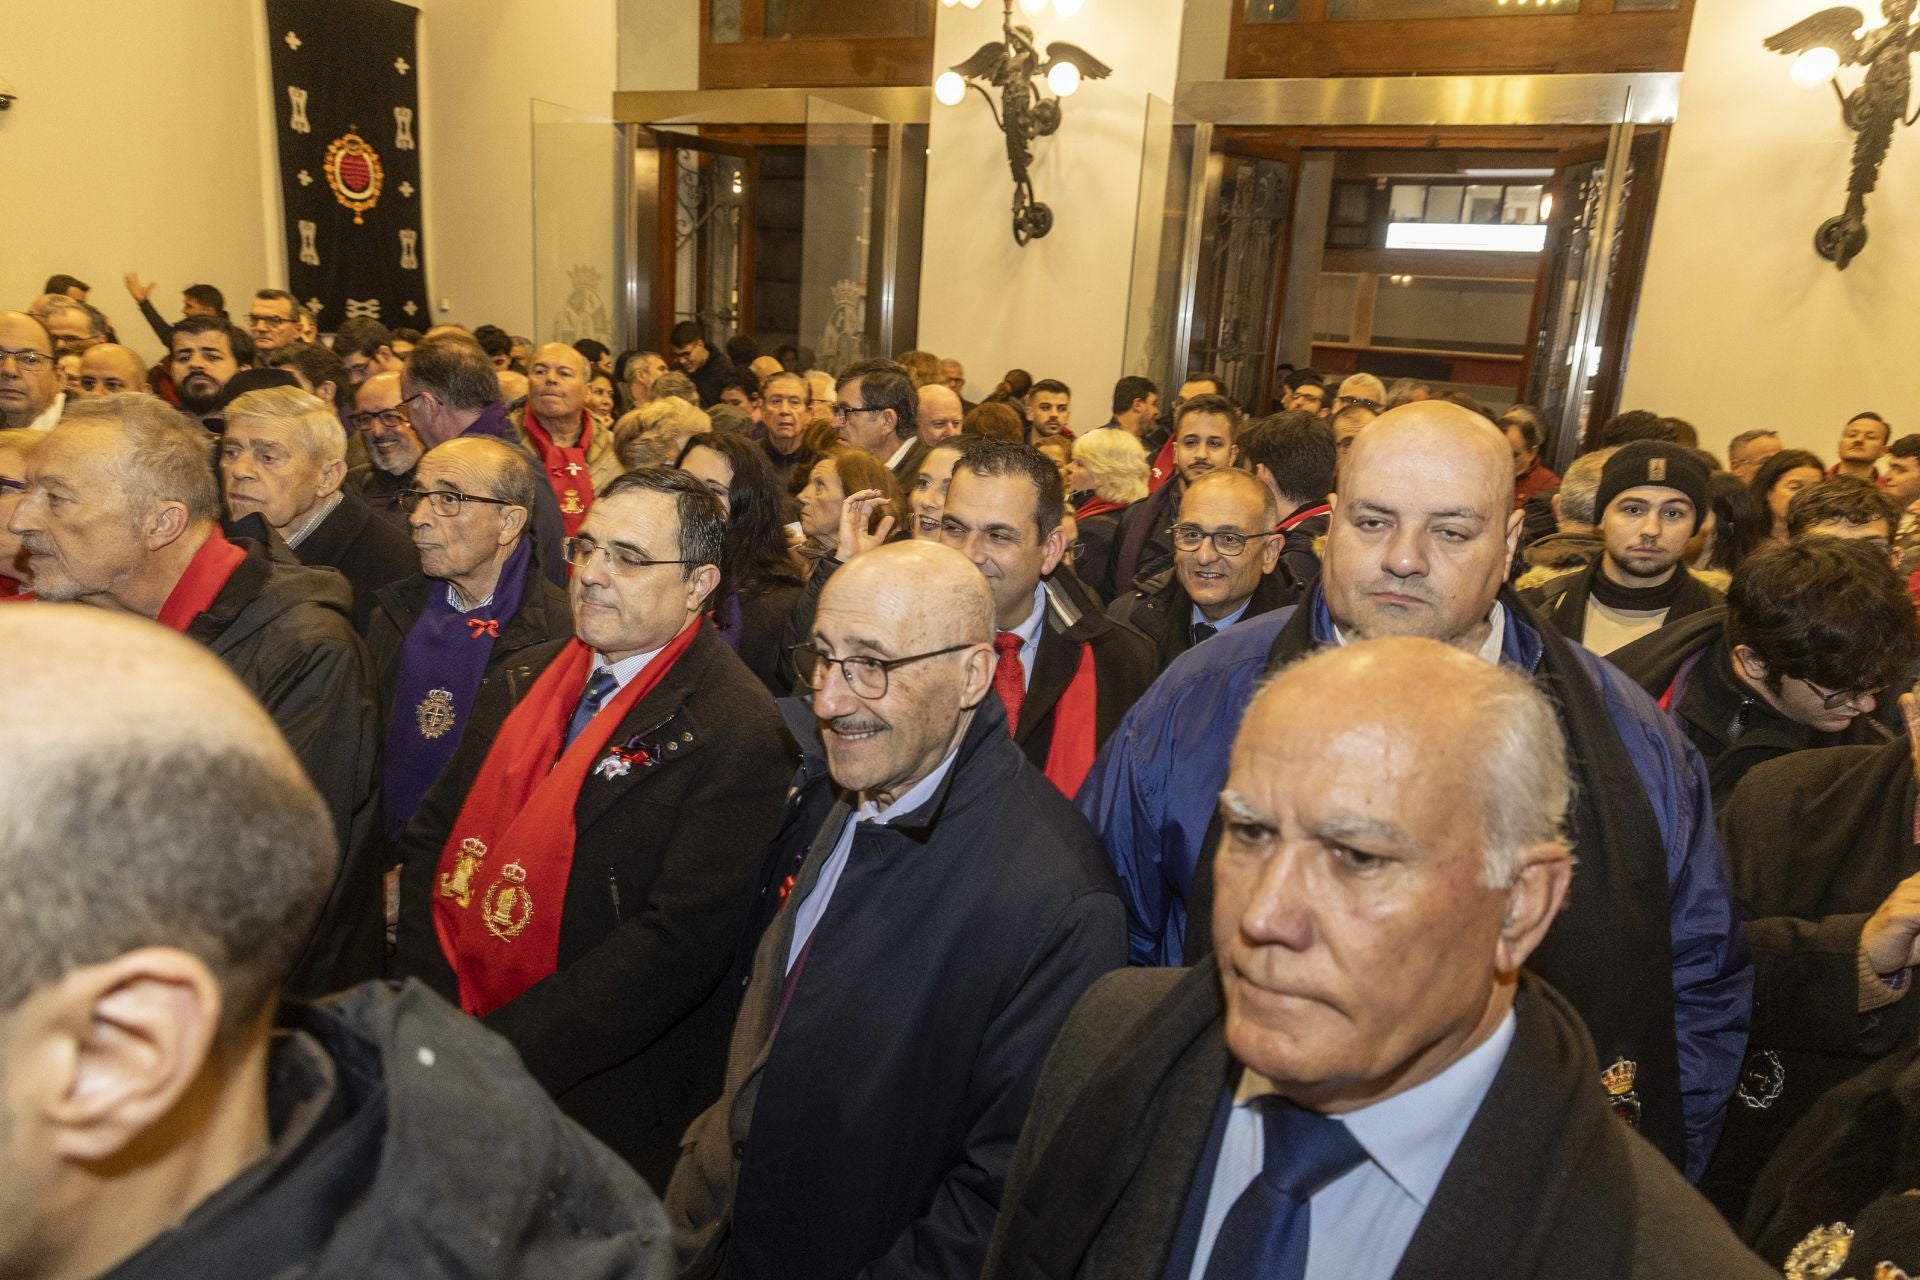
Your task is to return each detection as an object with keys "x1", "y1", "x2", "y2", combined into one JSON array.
[
  {"x1": 520, "y1": 406, "x2": 596, "y2": 535},
  {"x1": 432, "y1": 621, "x2": 702, "y2": 1014},
  {"x1": 1074, "y1": 494, "x2": 1127, "y2": 521},
  {"x1": 1278, "y1": 501, "x2": 1331, "y2": 532},
  {"x1": 156, "y1": 529, "x2": 246, "y2": 632},
  {"x1": 0, "y1": 578, "x2": 32, "y2": 603},
  {"x1": 1043, "y1": 644, "x2": 1100, "y2": 796}
]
